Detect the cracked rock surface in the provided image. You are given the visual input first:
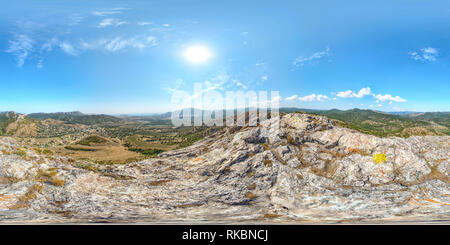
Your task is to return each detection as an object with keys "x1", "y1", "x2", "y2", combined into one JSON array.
[{"x1": 0, "y1": 113, "x2": 448, "y2": 223}]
